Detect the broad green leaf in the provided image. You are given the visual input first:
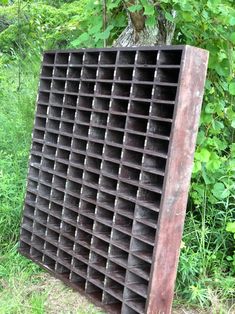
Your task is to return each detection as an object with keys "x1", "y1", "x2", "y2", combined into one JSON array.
[
  {"x1": 71, "y1": 33, "x2": 89, "y2": 46},
  {"x1": 165, "y1": 12, "x2": 174, "y2": 22},
  {"x1": 128, "y1": 5, "x2": 142, "y2": 13},
  {"x1": 197, "y1": 148, "x2": 210, "y2": 162},
  {"x1": 228, "y1": 82, "x2": 235, "y2": 95},
  {"x1": 144, "y1": 4, "x2": 154, "y2": 16},
  {"x1": 212, "y1": 182, "x2": 230, "y2": 199},
  {"x1": 226, "y1": 222, "x2": 235, "y2": 234},
  {"x1": 230, "y1": 32, "x2": 235, "y2": 44}
]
